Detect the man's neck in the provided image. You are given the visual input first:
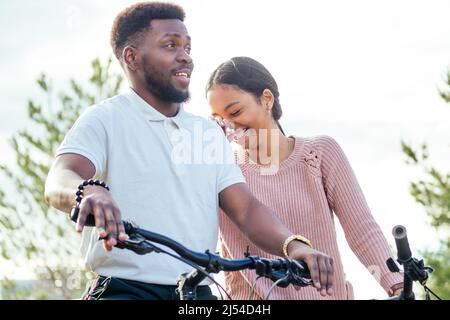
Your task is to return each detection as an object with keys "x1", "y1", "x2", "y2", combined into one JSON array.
[{"x1": 131, "y1": 85, "x2": 180, "y2": 118}]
